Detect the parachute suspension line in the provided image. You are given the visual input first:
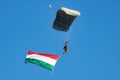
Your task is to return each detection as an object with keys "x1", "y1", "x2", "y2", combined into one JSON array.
[
  {"x1": 65, "y1": 32, "x2": 68, "y2": 41},
  {"x1": 65, "y1": 30, "x2": 70, "y2": 42},
  {"x1": 66, "y1": 25, "x2": 74, "y2": 42}
]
